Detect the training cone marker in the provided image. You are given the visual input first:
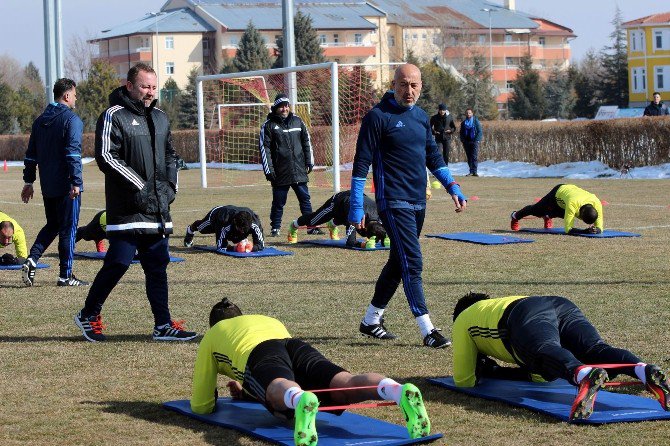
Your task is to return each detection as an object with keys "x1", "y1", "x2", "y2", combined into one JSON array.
[
  {"x1": 2, "y1": 160, "x2": 7, "y2": 172},
  {"x1": 534, "y1": 197, "x2": 541, "y2": 203},
  {"x1": 601, "y1": 200, "x2": 609, "y2": 206},
  {"x1": 469, "y1": 195, "x2": 479, "y2": 201}
]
